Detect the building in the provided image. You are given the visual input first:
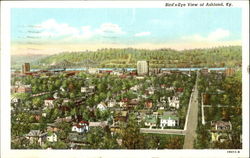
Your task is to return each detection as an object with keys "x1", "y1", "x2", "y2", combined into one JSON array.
[
  {"x1": 225, "y1": 68, "x2": 235, "y2": 76},
  {"x1": 168, "y1": 96, "x2": 180, "y2": 109},
  {"x1": 22, "y1": 63, "x2": 30, "y2": 74},
  {"x1": 137, "y1": 61, "x2": 149, "y2": 76},
  {"x1": 160, "y1": 113, "x2": 179, "y2": 128},
  {"x1": 97, "y1": 102, "x2": 107, "y2": 111},
  {"x1": 46, "y1": 132, "x2": 57, "y2": 142},
  {"x1": 211, "y1": 121, "x2": 232, "y2": 131},
  {"x1": 81, "y1": 87, "x2": 88, "y2": 93},
  {"x1": 210, "y1": 121, "x2": 232, "y2": 142},
  {"x1": 89, "y1": 121, "x2": 108, "y2": 128},
  {"x1": 12, "y1": 85, "x2": 32, "y2": 93},
  {"x1": 24, "y1": 130, "x2": 47, "y2": 146},
  {"x1": 72, "y1": 121, "x2": 89, "y2": 133},
  {"x1": 88, "y1": 68, "x2": 99, "y2": 74},
  {"x1": 144, "y1": 115, "x2": 157, "y2": 129},
  {"x1": 145, "y1": 100, "x2": 153, "y2": 109},
  {"x1": 44, "y1": 98, "x2": 55, "y2": 109}
]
